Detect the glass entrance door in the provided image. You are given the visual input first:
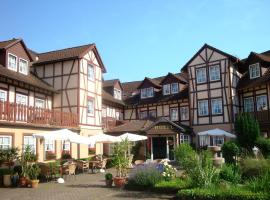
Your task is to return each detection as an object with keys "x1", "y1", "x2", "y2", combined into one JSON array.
[{"x1": 152, "y1": 137, "x2": 166, "y2": 159}]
